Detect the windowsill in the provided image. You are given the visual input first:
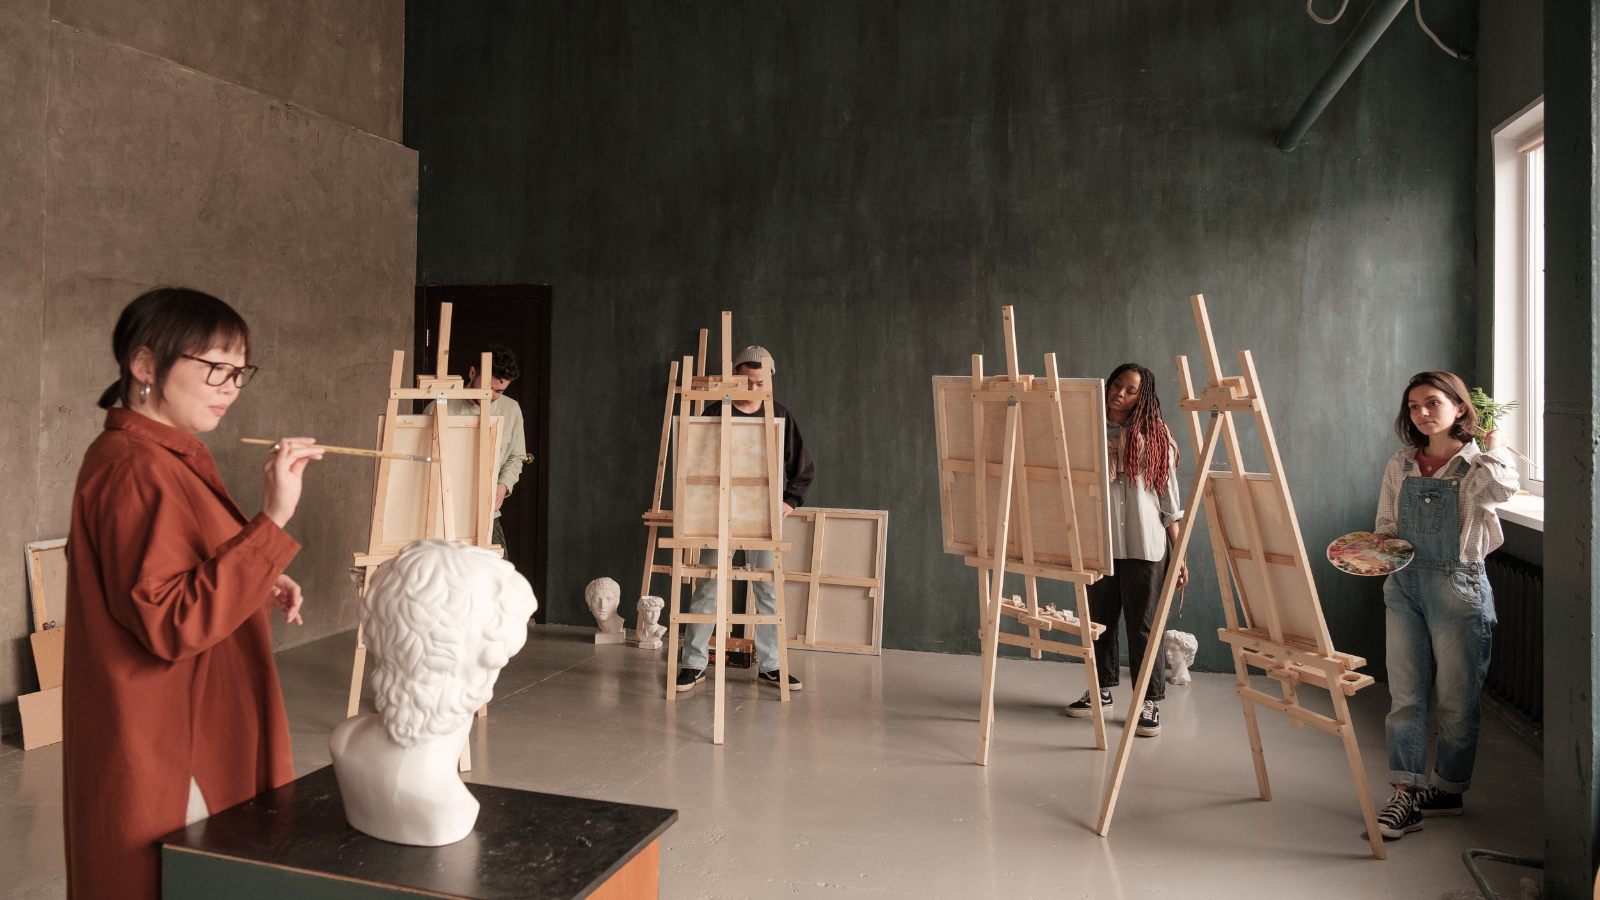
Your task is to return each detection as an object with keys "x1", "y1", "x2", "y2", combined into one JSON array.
[{"x1": 1497, "y1": 493, "x2": 1545, "y2": 532}]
